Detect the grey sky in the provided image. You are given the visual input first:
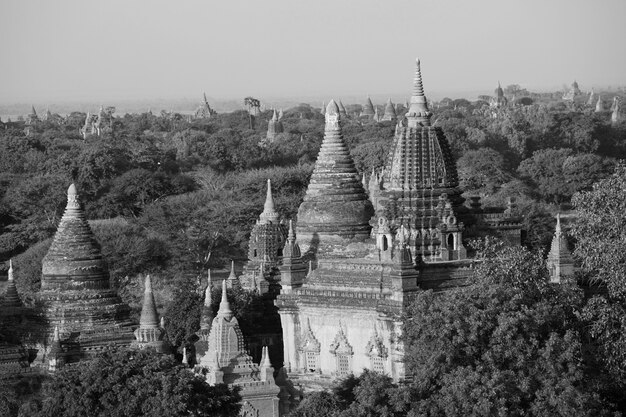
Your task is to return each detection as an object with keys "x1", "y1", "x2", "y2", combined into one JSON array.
[{"x1": 1, "y1": 0, "x2": 625, "y2": 103}]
